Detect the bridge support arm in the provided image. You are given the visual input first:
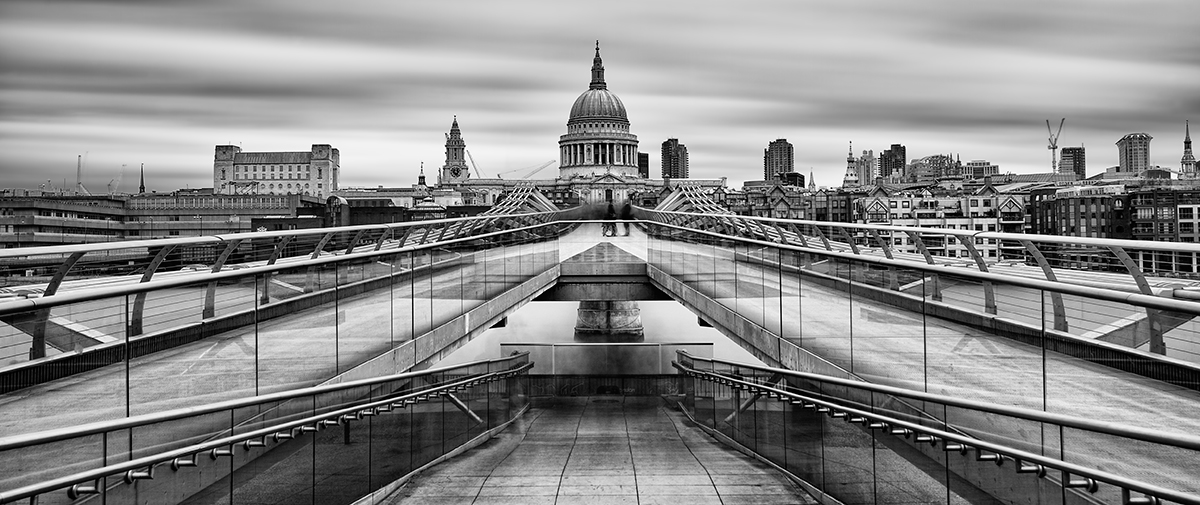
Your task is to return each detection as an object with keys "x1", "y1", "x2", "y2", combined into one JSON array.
[
  {"x1": 29, "y1": 252, "x2": 87, "y2": 359},
  {"x1": 904, "y1": 231, "x2": 942, "y2": 301},
  {"x1": 1108, "y1": 246, "x2": 1167, "y2": 354},
  {"x1": 130, "y1": 244, "x2": 179, "y2": 336},
  {"x1": 1019, "y1": 240, "x2": 1068, "y2": 333},
  {"x1": 203, "y1": 239, "x2": 244, "y2": 319},
  {"x1": 955, "y1": 235, "x2": 997, "y2": 315}
]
